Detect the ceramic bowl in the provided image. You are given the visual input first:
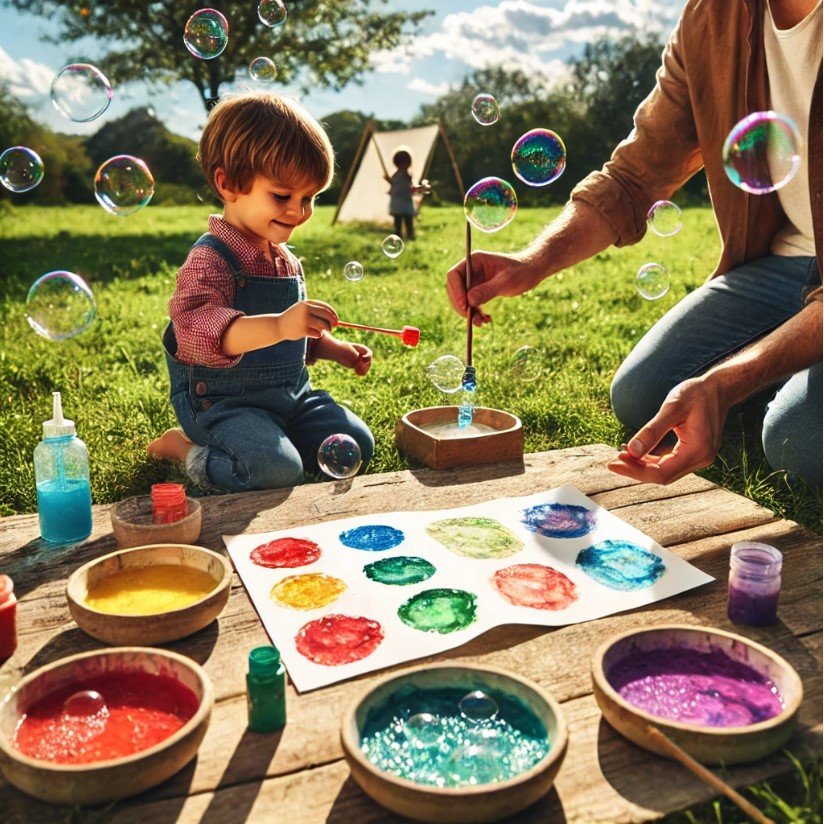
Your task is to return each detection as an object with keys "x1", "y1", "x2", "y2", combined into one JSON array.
[
  {"x1": 591, "y1": 624, "x2": 803, "y2": 765},
  {"x1": 67, "y1": 543, "x2": 232, "y2": 645},
  {"x1": 340, "y1": 663, "x2": 568, "y2": 823},
  {"x1": 0, "y1": 648, "x2": 213, "y2": 805},
  {"x1": 111, "y1": 495, "x2": 202, "y2": 549}
]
